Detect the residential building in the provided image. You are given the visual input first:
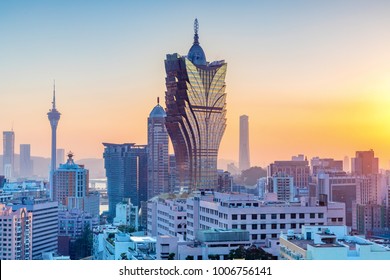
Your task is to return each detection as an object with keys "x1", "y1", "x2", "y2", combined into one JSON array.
[
  {"x1": 351, "y1": 149, "x2": 379, "y2": 176},
  {"x1": 113, "y1": 198, "x2": 139, "y2": 230},
  {"x1": 0, "y1": 203, "x2": 32, "y2": 260},
  {"x1": 11, "y1": 198, "x2": 58, "y2": 259},
  {"x1": 268, "y1": 158, "x2": 310, "y2": 191}
]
